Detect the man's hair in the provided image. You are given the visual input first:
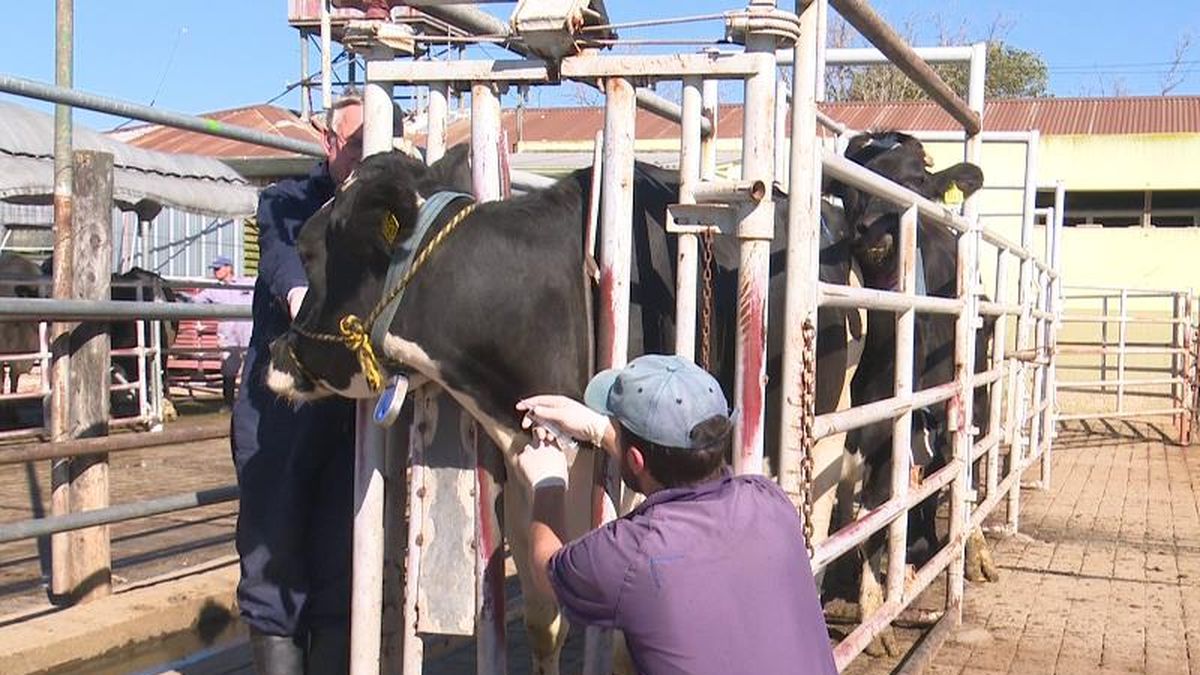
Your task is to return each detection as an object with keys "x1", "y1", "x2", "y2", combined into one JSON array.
[
  {"x1": 620, "y1": 415, "x2": 731, "y2": 488},
  {"x1": 324, "y1": 89, "x2": 405, "y2": 137}
]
